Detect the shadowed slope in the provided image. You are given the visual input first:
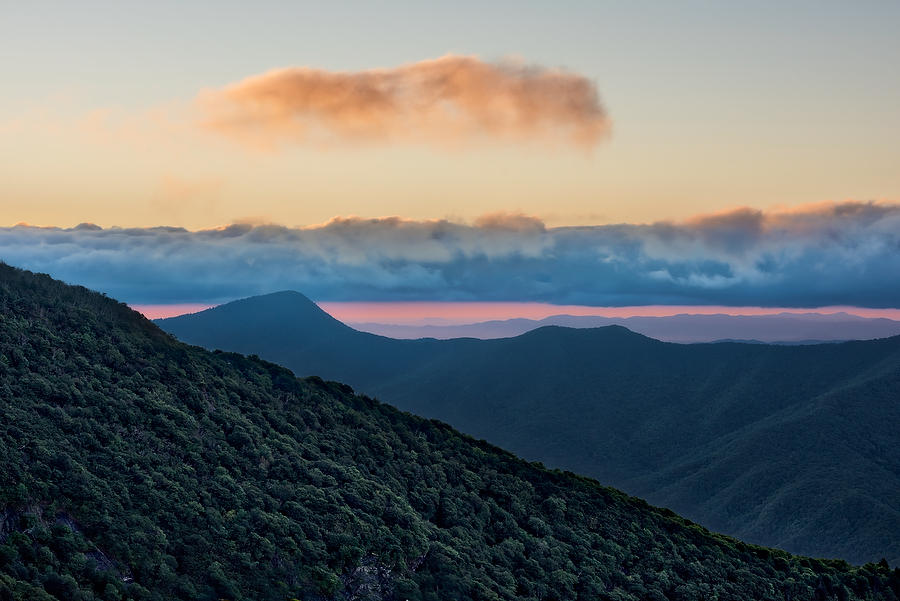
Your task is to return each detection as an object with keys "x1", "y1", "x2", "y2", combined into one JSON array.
[
  {"x1": 159, "y1": 292, "x2": 900, "y2": 565},
  {"x1": 159, "y1": 291, "x2": 466, "y2": 384}
]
